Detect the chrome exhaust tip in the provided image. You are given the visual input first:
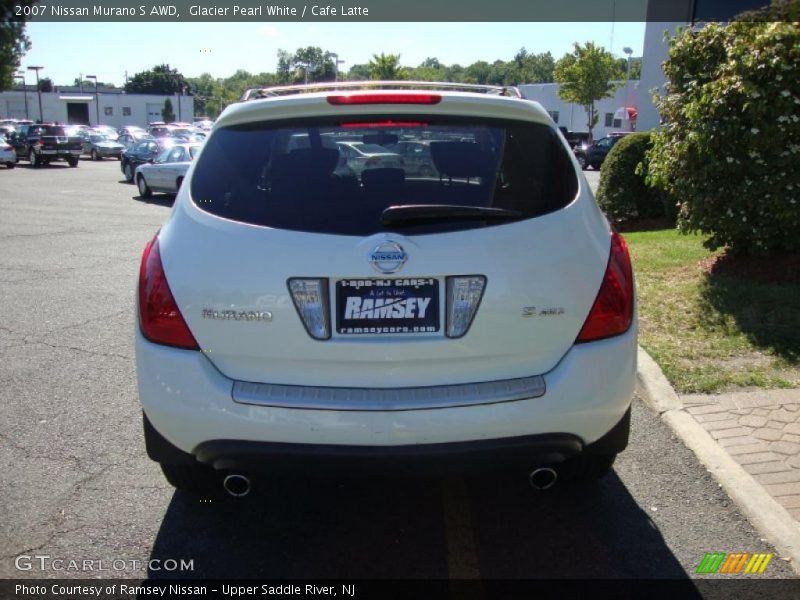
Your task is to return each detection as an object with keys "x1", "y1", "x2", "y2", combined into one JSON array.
[
  {"x1": 222, "y1": 473, "x2": 251, "y2": 497},
  {"x1": 528, "y1": 467, "x2": 558, "y2": 490}
]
